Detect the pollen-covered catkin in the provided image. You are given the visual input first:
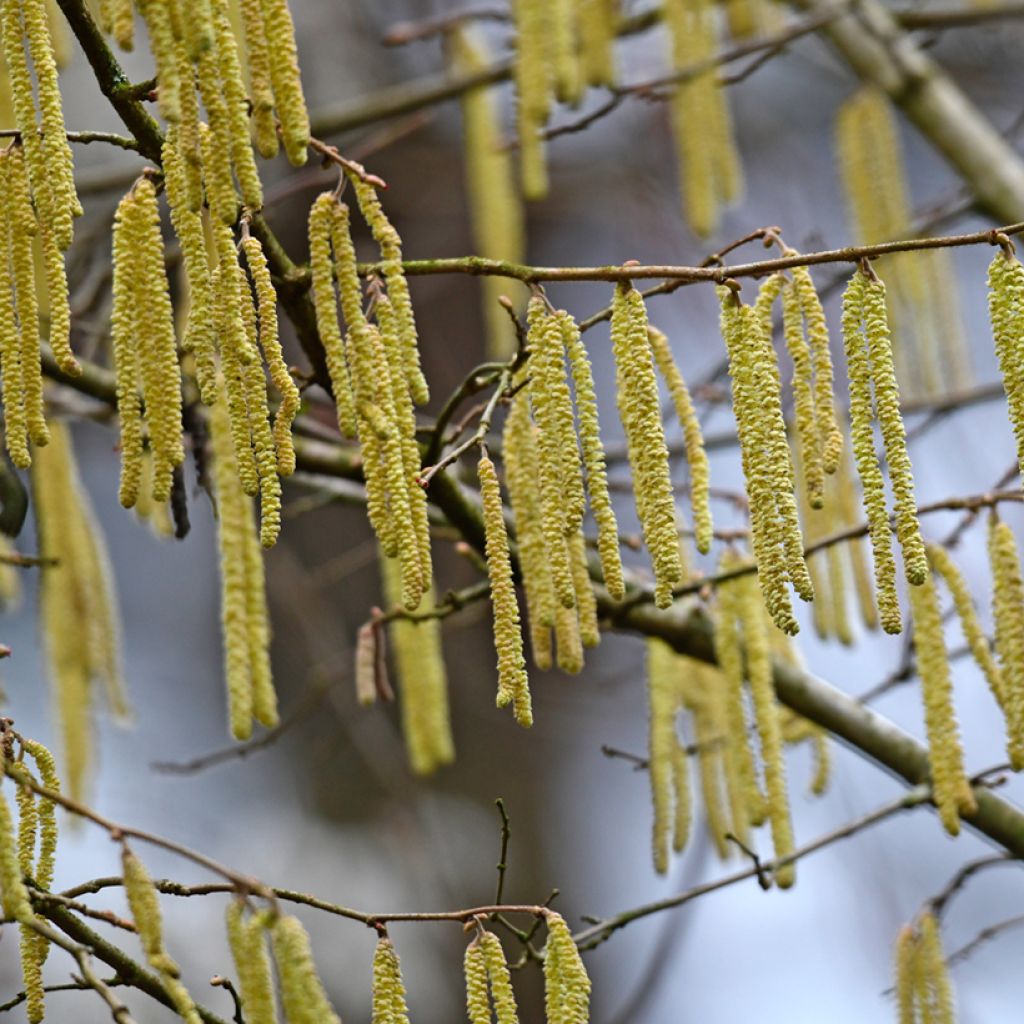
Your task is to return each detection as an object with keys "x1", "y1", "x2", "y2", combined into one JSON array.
[
  {"x1": 270, "y1": 914, "x2": 342, "y2": 1024},
  {"x1": 988, "y1": 247, "x2": 1024, "y2": 473},
  {"x1": 382, "y1": 551, "x2": 455, "y2": 775},
  {"x1": 987, "y1": 516, "x2": 1024, "y2": 770},
  {"x1": 122, "y1": 846, "x2": 180, "y2": 976},
  {"x1": 260, "y1": 0, "x2": 310, "y2": 165},
  {"x1": 908, "y1": 569, "x2": 976, "y2": 835},
  {"x1": 136, "y1": 0, "x2": 181, "y2": 122},
  {"x1": 226, "y1": 902, "x2": 278, "y2": 1024},
  {"x1": 543, "y1": 912, "x2": 591, "y2": 1024},
  {"x1": 575, "y1": 0, "x2": 615, "y2": 86},
  {"x1": 236, "y1": 0, "x2": 278, "y2": 157},
  {"x1": 648, "y1": 325, "x2": 712, "y2": 553},
  {"x1": 610, "y1": 283, "x2": 682, "y2": 608},
  {"x1": 371, "y1": 935, "x2": 412, "y2": 1024},
  {"x1": 480, "y1": 931, "x2": 520, "y2": 1024},
  {"x1": 197, "y1": 66, "x2": 240, "y2": 226},
  {"x1": 917, "y1": 912, "x2": 956, "y2": 1023},
  {"x1": 479, "y1": 453, "x2": 533, "y2": 727},
  {"x1": 894, "y1": 924, "x2": 917, "y2": 1024},
  {"x1": 841, "y1": 270, "x2": 901, "y2": 633},
  {"x1": 464, "y1": 938, "x2": 490, "y2": 1024},
  {"x1": 512, "y1": 0, "x2": 550, "y2": 200},
  {"x1": 0, "y1": 786, "x2": 31, "y2": 921},
  {"x1": 100, "y1": 0, "x2": 134, "y2": 49},
  {"x1": 0, "y1": 150, "x2": 29, "y2": 468}
]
